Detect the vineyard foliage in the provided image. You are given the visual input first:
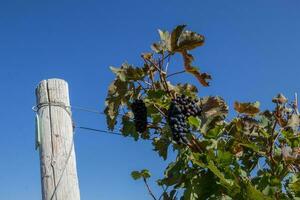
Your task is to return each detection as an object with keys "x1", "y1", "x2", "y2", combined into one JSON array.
[{"x1": 104, "y1": 25, "x2": 300, "y2": 200}]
